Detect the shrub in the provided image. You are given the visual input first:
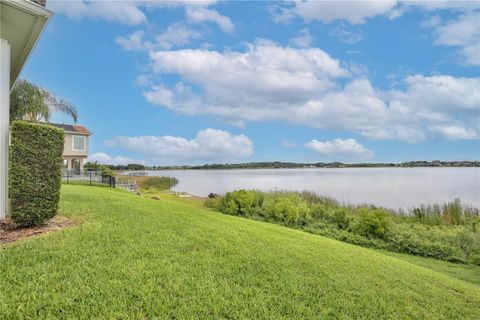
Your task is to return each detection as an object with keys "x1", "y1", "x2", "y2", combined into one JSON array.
[
  {"x1": 84, "y1": 161, "x2": 114, "y2": 176},
  {"x1": 9, "y1": 121, "x2": 65, "y2": 227},
  {"x1": 140, "y1": 176, "x2": 178, "y2": 190},
  {"x1": 206, "y1": 189, "x2": 480, "y2": 265},
  {"x1": 352, "y1": 208, "x2": 392, "y2": 239},
  {"x1": 219, "y1": 190, "x2": 264, "y2": 217},
  {"x1": 204, "y1": 195, "x2": 223, "y2": 210},
  {"x1": 263, "y1": 193, "x2": 310, "y2": 225}
]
